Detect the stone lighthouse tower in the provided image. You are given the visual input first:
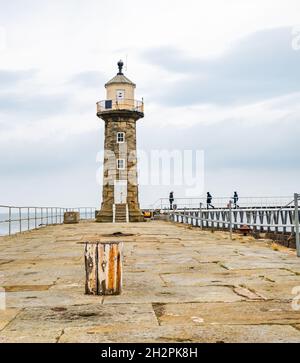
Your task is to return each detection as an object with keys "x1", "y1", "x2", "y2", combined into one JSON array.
[{"x1": 96, "y1": 60, "x2": 144, "y2": 223}]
